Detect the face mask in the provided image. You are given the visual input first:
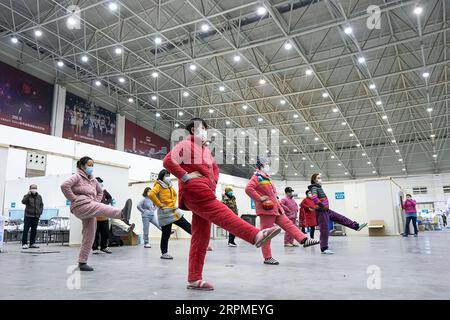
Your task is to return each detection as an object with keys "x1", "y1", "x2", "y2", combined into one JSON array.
[
  {"x1": 163, "y1": 176, "x2": 171, "y2": 184},
  {"x1": 288, "y1": 192, "x2": 294, "y2": 198},
  {"x1": 195, "y1": 129, "x2": 208, "y2": 142},
  {"x1": 317, "y1": 178, "x2": 322, "y2": 185},
  {"x1": 99, "y1": 183, "x2": 104, "y2": 188},
  {"x1": 307, "y1": 193, "x2": 312, "y2": 198},
  {"x1": 30, "y1": 189, "x2": 37, "y2": 194},
  {"x1": 261, "y1": 166, "x2": 271, "y2": 174},
  {"x1": 226, "y1": 192, "x2": 233, "y2": 198},
  {"x1": 85, "y1": 166, "x2": 94, "y2": 176}
]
